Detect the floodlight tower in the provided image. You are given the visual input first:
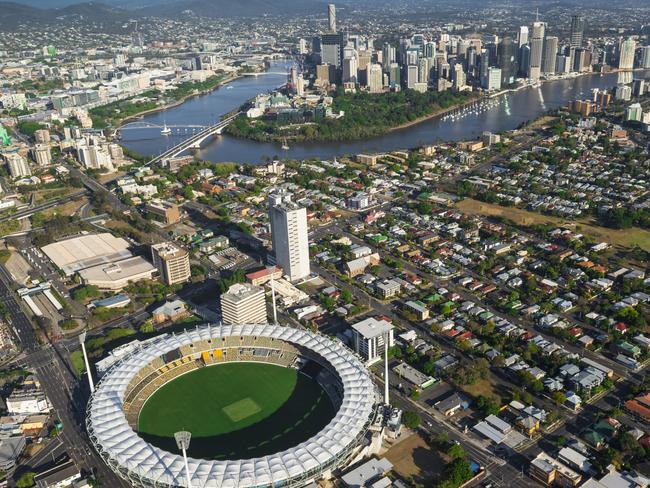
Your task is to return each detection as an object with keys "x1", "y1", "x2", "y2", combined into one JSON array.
[
  {"x1": 174, "y1": 431, "x2": 193, "y2": 488},
  {"x1": 79, "y1": 331, "x2": 94, "y2": 393},
  {"x1": 268, "y1": 266, "x2": 278, "y2": 325}
]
